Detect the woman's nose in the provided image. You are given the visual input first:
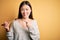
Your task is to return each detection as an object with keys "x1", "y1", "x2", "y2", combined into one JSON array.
[
  {"x1": 23, "y1": 10, "x2": 27, "y2": 14},
  {"x1": 24, "y1": 10, "x2": 26, "y2": 13}
]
